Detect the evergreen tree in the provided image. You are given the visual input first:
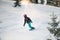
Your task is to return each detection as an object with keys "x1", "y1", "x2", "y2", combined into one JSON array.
[
  {"x1": 47, "y1": 12, "x2": 60, "y2": 40},
  {"x1": 35, "y1": 0, "x2": 38, "y2": 4},
  {"x1": 40, "y1": 0, "x2": 44, "y2": 4},
  {"x1": 31, "y1": 0, "x2": 38, "y2": 4},
  {"x1": 14, "y1": 0, "x2": 21, "y2": 7}
]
